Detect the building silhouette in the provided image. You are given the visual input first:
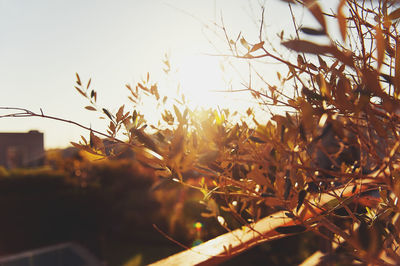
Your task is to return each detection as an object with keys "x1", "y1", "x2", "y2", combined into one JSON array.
[{"x1": 0, "y1": 130, "x2": 44, "y2": 168}]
